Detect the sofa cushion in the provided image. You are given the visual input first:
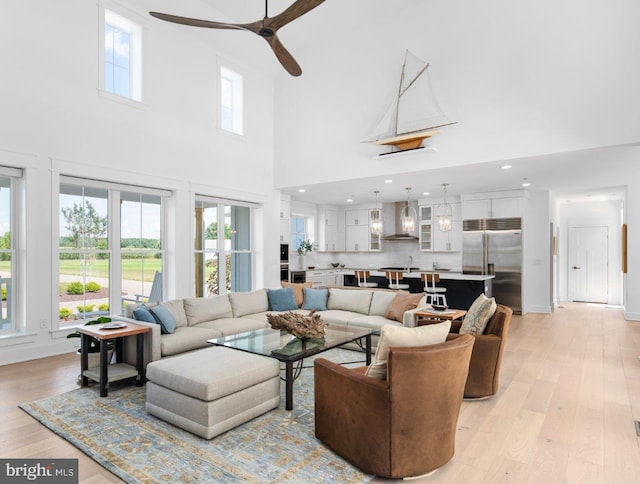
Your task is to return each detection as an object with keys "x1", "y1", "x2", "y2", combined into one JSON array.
[
  {"x1": 302, "y1": 288, "x2": 328, "y2": 311},
  {"x1": 316, "y1": 309, "x2": 366, "y2": 325},
  {"x1": 347, "y1": 315, "x2": 402, "y2": 331},
  {"x1": 162, "y1": 298, "x2": 188, "y2": 328},
  {"x1": 195, "y1": 318, "x2": 267, "y2": 336},
  {"x1": 327, "y1": 288, "x2": 373, "y2": 314},
  {"x1": 365, "y1": 322, "x2": 451, "y2": 380},
  {"x1": 150, "y1": 304, "x2": 178, "y2": 334},
  {"x1": 368, "y1": 290, "x2": 398, "y2": 317},
  {"x1": 280, "y1": 281, "x2": 312, "y2": 307},
  {"x1": 159, "y1": 326, "x2": 223, "y2": 357},
  {"x1": 228, "y1": 289, "x2": 269, "y2": 318},
  {"x1": 133, "y1": 304, "x2": 156, "y2": 324},
  {"x1": 267, "y1": 287, "x2": 298, "y2": 311},
  {"x1": 183, "y1": 296, "x2": 233, "y2": 325},
  {"x1": 386, "y1": 291, "x2": 424, "y2": 323},
  {"x1": 460, "y1": 294, "x2": 497, "y2": 335}
]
